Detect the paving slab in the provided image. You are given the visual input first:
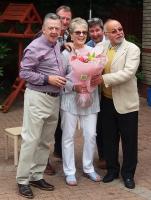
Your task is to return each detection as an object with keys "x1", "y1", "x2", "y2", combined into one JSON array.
[{"x1": 0, "y1": 97, "x2": 151, "y2": 200}]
